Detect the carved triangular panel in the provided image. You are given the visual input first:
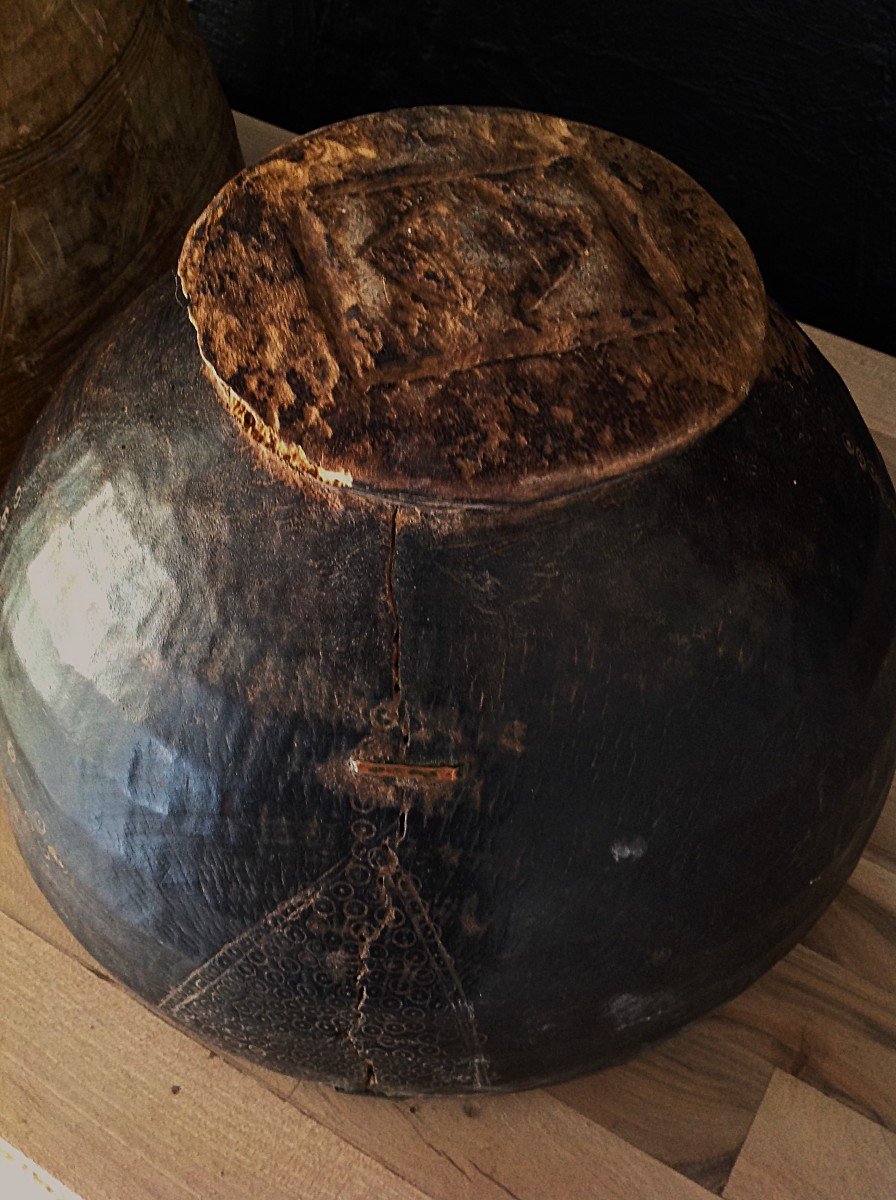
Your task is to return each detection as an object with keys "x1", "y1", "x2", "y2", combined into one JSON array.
[{"x1": 161, "y1": 807, "x2": 488, "y2": 1091}]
